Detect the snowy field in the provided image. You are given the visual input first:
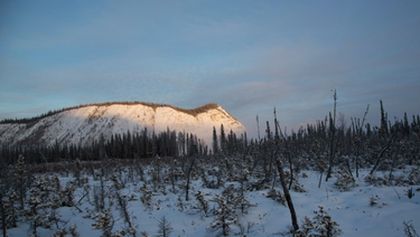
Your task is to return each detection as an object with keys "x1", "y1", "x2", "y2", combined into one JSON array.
[{"x1": 4, "y1": 161, "x2": 420, "y2": 237}]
